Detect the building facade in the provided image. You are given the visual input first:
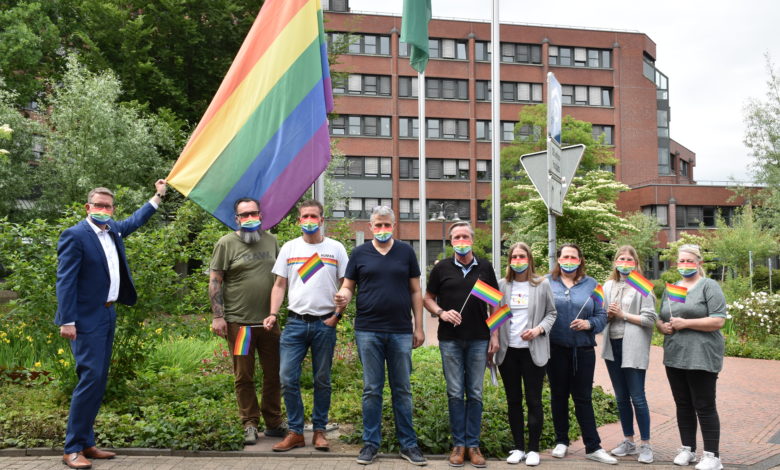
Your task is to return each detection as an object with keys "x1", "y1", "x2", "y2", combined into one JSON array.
[{"x1": 323, "y1": 2, "x2": 747, "y2": 271}]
